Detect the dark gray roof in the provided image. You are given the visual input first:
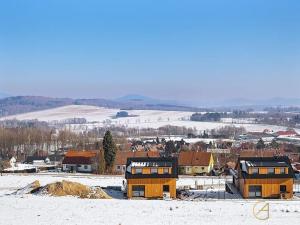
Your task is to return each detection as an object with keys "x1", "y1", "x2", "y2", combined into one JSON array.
[
  {"x1": 48, "y1": 154, "x2": 64, "y2": 162},
  {"x1": 238, "y1": 156, "x2": 295, "y2": 179},
  {"x1": 125, "y1": 157, "x2": 178, "y2": 179}
]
